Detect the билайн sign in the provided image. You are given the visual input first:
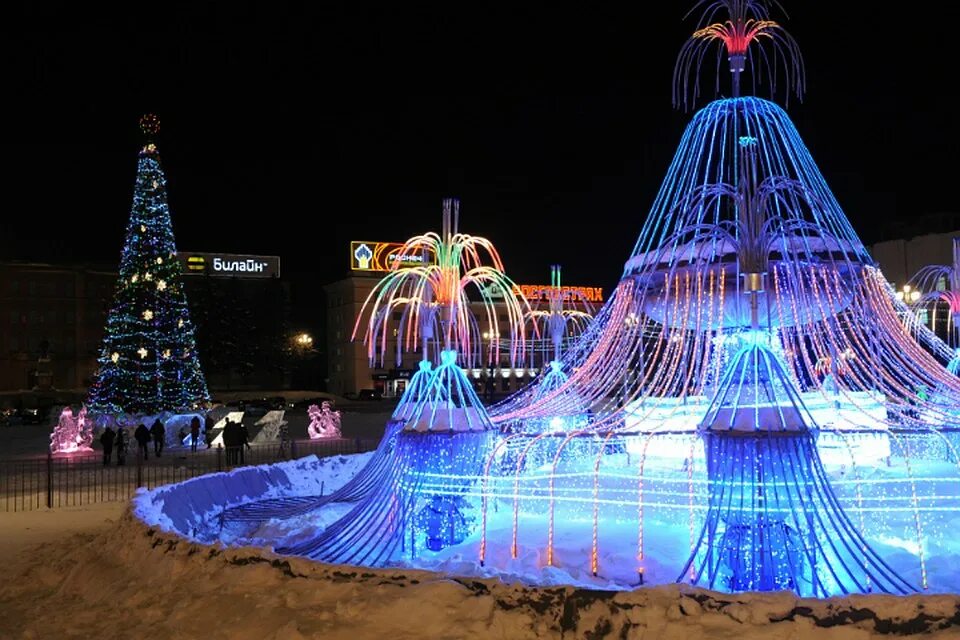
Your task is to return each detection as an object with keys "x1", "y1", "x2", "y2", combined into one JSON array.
[{"x1": 178, "y1": 252, "x2": 281, "y2": 278}]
